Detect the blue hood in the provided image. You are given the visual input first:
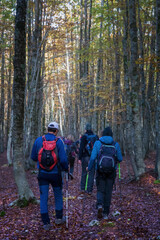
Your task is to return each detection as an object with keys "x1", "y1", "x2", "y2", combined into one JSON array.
[{"x1": 99, "y1": 136, "x2": 113, "y2": 144}]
